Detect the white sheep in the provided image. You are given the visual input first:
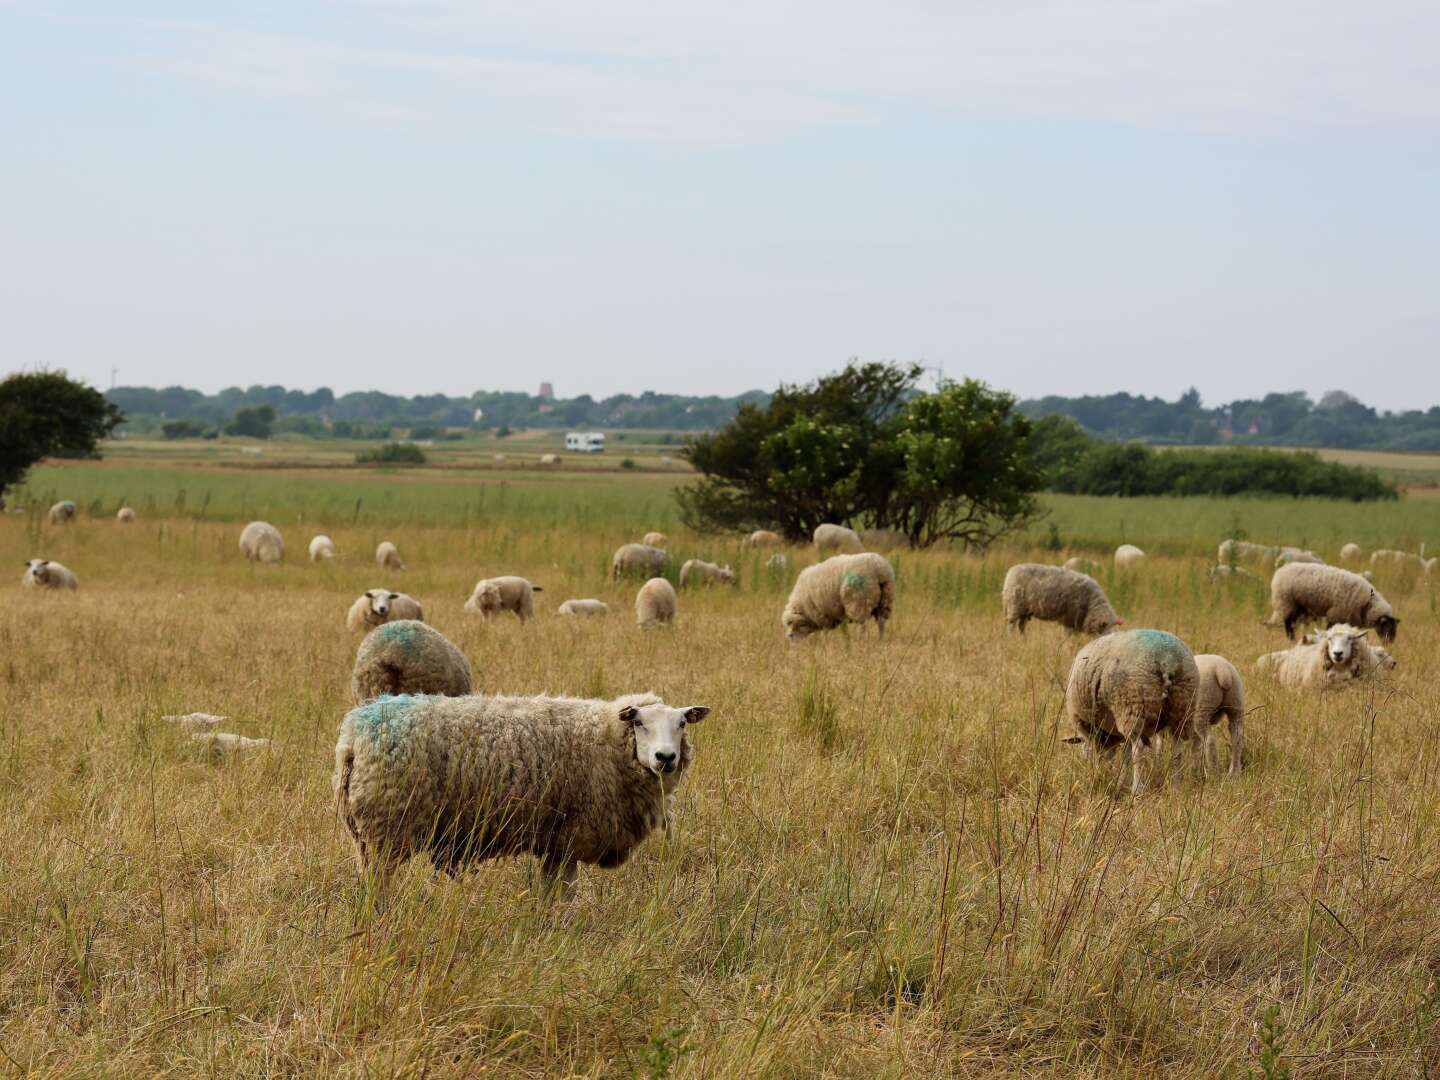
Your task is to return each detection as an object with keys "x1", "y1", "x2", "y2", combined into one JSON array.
[
  {"x1": 309, "y1": 534, "x2": 338, "y2": 562},
  {"x1": 642, "y1": 531, "x2": 670, "y2": 548},
  {"x1": 747, "y1": 530, "x2": 782, "y2": 548},
  {"x1": 1178, "y1": 654, "x2": 1245, "y2": 776},
  {"x1": 464, "y1": 576, "x2": 541, "y2": 622},
  {"x1": 635, "y1": 577, "x2": 677, "y2": 627},
  {"x1": 193, "y1": 732, "x2": 270, "y2": 758},
  {"x1": 540, "y1": 453, "x2": 559, "y2": 465},
  {"x1": 116, "y1": 507, "x2": 136, "y2": 523},
  {"x1": 376, "y1": 540, "x2": 406, "y2": 570},
  {"x1": 1063, "y1": 629, "x2": 1200, "y2": 795},
  {"x1": 351, "y1": 620, "x2": 473, "y2": 704},
  {"x1": 1267, "y1": 563, "x2": 1398, "y2": 642},
  {"x1": 239, "y1": 521, "x2": 284, "y2": 564},
  {"x1": 765, "y1": 552, "x2": 788, "y2": 573},
  {"x1": 1274, "y1": 547, "x2": 1324, "y2": 567},
  {"x1": 612, "y1": 543, "x2": 668, "y2": 581},
  {"x1": 1114, "y1": 544, "x2": 1146, "y2": 570},
  {"x1": 1339, "y1": 542, "x2": 1364, "y2": 563},
  {"x1": 1207, "y1": 564, "x2": 1256, "y2": 581},
  {"x1": 334, "y1": 692, "x2": 709, "y2": 899},
  {"x1": 558, "y1": 598, "x2": 609, "y2": 617},
  {"x1": 1002, "y1": 564, "x2": 1120, "y2": 636},
  {"x1": 347, "y1": 589, "x2": 425, "y2": 632},
  {"x1": 813, "y1": 523, "x2": 864, "y2": 554},
  {"x1": 1063, "y1": 556, "x2": 1102, "y2": 575},
  {"x1": 782, "y1": 553, "x2": 895, "y2": 641},
  {"x1": 21, "y1": 559, "x2": 79, "y2": 590},
  {"x1": 1217, "y1": 540, "x2": 1278, "y2": 565},
  {"x1": 1257, "y1": 624, "x2": 1390, "y2": 690},
  {"x1": 679, "y1": 559, "x2": 737, "y2": 588},
  {"x1": 1370, "y1": 549, "x2": 1437, "y2": 574},
  {"x1": 48, "y1": 501, "x2": 76, "y2": 525}
]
